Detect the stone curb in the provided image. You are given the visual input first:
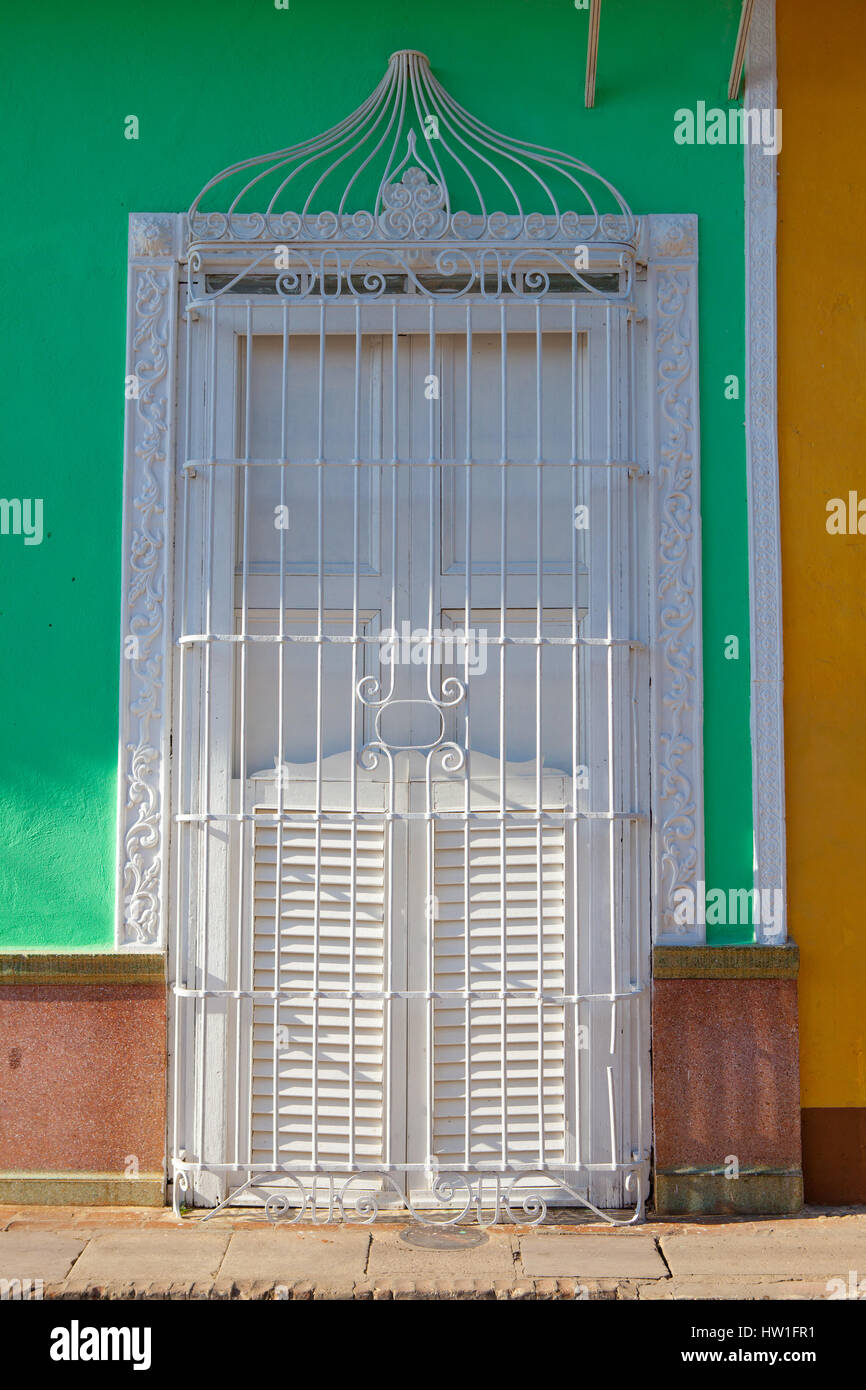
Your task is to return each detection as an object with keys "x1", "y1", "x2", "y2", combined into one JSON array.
[
  {"x1": 44, "y1": 1276, "x2": 631, "y2": 1301},
  {"x1": 34, "y1": 1267, "x2": 847, "y2": 1301}
]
